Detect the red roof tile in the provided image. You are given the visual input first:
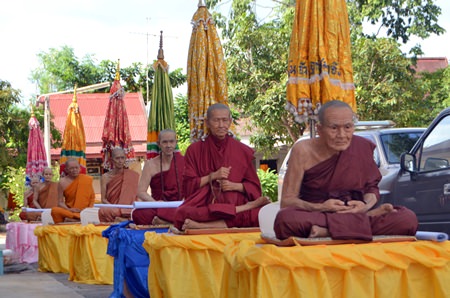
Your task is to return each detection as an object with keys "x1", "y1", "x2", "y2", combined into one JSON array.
[
  {"x1": 414, "y1": 57, "x2": 448, "y2": 73},
  {"x1": 47, "y1": 92, "x2": 148, "y2": 160}
]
